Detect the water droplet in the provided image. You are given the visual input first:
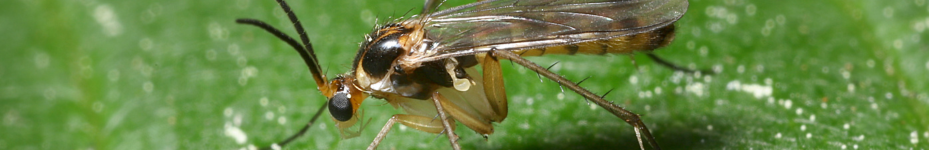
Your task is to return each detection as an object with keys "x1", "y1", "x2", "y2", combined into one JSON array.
[
  {"x1": 686, "y1": 41, "x2": 695, "y2": 50},
  {"x1": 237, "y1": 56, "x2": 248, "y2": 67},
  {"x1": 629, "y1": 75, "x2": 638, "y2": 85},
  {"x1": 360, "y1": 9, "x2": 375, "y2": 25},
  {"x1": 92, "y1": 102, "x2": 104, "y2": 113},
  {"x1": 143, "y1": 81, "x2": 154, "y2": 93},
  {"x1": 847, "y1": 83, "x2": 855, "y2": 93},
  {"x1": 765, "y1": 19, "x2": 776, "y2": 29},
  {"x1": 853, "y1": 135, "x2": 865, "y2": 141},
  {"x1": 916, "y1": 22, "x2": 926, "y2": 32},
  {"x1": 784, "y1": 99, "x2": 792, "y2": 109},
  {"x1": 774, "y1": 15, "x2": 786, "y2": 25},
  {"x1": 517, "y1": 122, "x2": 531, "y2": 130},
  {"x1": 260, "y1": 97, "x2": 269, "y2": 107},
  {"x1": 224, "y1": 123, "x2": 248, "y2": 144},
  {"x1": 224, "y1": 108, "x2": 234, "y2": 117},
  {"x1": 760, "y1": 27, "x2": 771, "y2": 37},
  {"x1": 883, "y1": 7, "x2": 894, "y2": 18},
  {"x1": 265, "y1": 111, "x2": 274, "y2": 120},
  {"x1": 277, "y1": 116, "x2": 287, "y2": 125},
  {"x1": 737, "y1": 65, "x2": 745, "y2": 74},
  {"x1": 705, "y1": 6, "x2": 718, "y2": 17},
  {"x1": 208, "y1": 22, "x2": 227, "y2": 40},
  {"x1": 745, "y1": 4, "x2": 757, "y2": 16},
  {"x1": 699, "y1": 46, "x2": 709, "y2": 56},
  {"x1": 911, "y1": 131, "x2": 919, "y2": 144},
  {"x1": 139, "y1": 38, "x2": 153, "y2": 51},
  {"x1": 93, "y1": 4, "x2": 123, "y2": 36},
  {"x1": 34, "y1": 52, "x2": 49, "y2": 69},
  {"x1": 726, "y1": 14, "x2": 738, "y2": 24},
  {"x1": 108, "y1": 69, "x2": 120, "y2": 82},
  {"x1": 206, "y1": 49, "x2": 217, "y2": 61},
  {"x1": 238, "y1": 76, "x2": 248, "y2": 86},
  {"x1": 708, "y1": 22, "x2": 724, "y2": 33},
  {"x1": 893, "y1": 39, "x2": 903, "y2": 49}
]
